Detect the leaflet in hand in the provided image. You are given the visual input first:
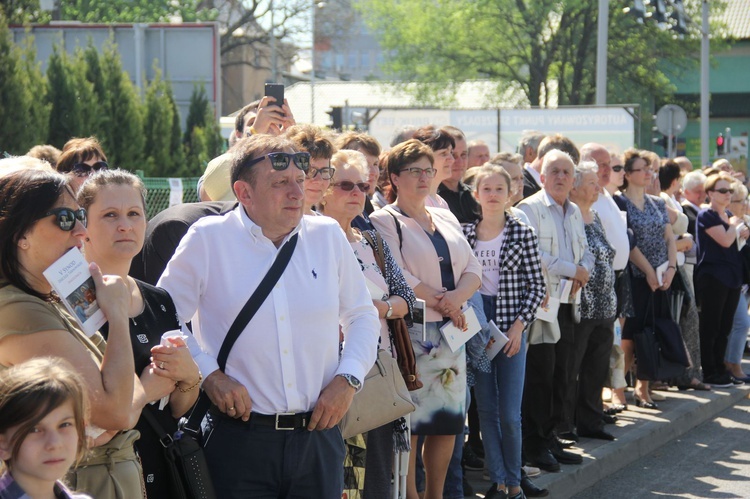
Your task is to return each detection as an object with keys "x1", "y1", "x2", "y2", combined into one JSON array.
[
  {"x1": 485, "y1": 320, "x2": 510, "y2": 360},
  {"x1": 535, "y1": 296, "x2": 560, "y2": 322},
  {"x1": 737, "y1": 223, "x2": 747, "y2": 251},
  {"x1": 43, "y1": 247, "x2": 106, "y2": 337},
  {"x1": 655, "y1": 260, "x2": 669, "y2": 287},
  {"x1": 440, "y1": 306, "x2": 481, "y2": 353}
]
